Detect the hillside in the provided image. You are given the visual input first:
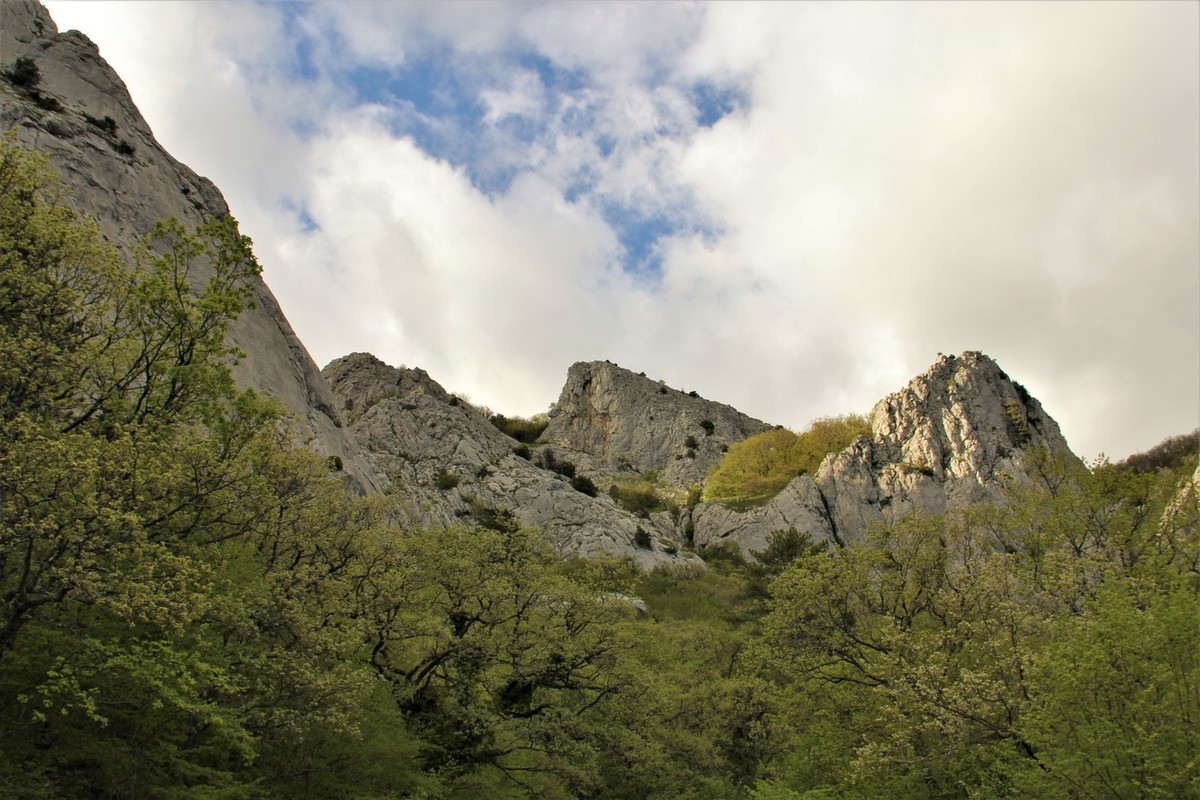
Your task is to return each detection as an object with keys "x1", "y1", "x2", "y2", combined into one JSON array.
[{"x1": 1, "y1": 2, "x2": 1197, "y2": 798}]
